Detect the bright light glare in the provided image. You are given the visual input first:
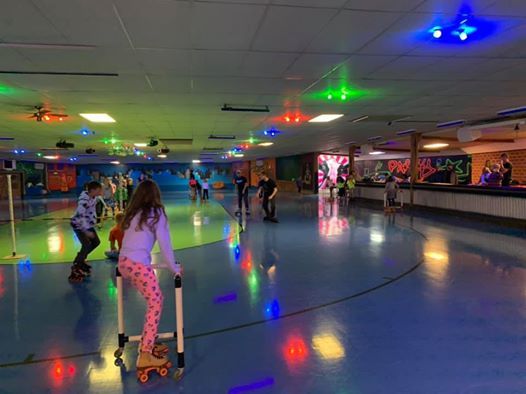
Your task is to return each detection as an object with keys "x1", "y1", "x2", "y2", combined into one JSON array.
[
  {"x1": 423, "y1": 143, "x2": 449, "y2": 149},
  {"x1": 79, "y1": 113, "x2": 116, "y2": 123},
  {"x1": 309, "y1": 114, "x2": 344, "y2": 123}
]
